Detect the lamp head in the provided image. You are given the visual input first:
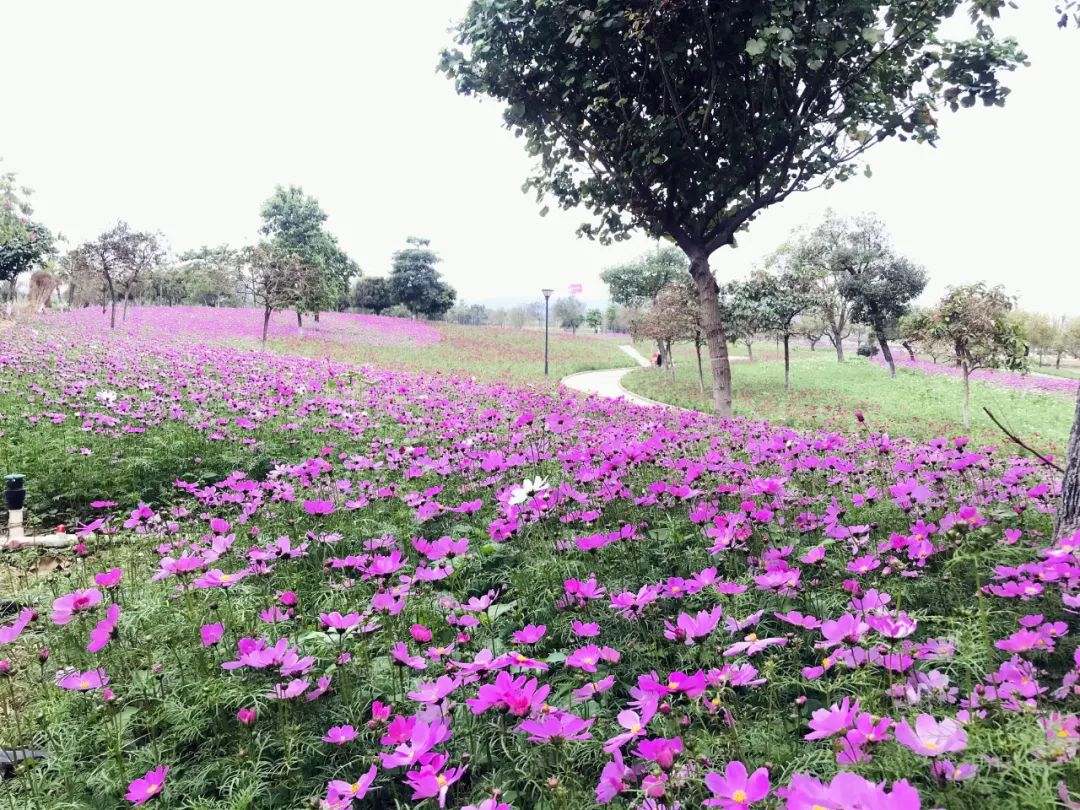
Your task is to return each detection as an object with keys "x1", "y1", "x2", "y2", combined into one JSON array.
[{"x1": 541, "y1": 288, "x2": 554, "y2": 299}]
